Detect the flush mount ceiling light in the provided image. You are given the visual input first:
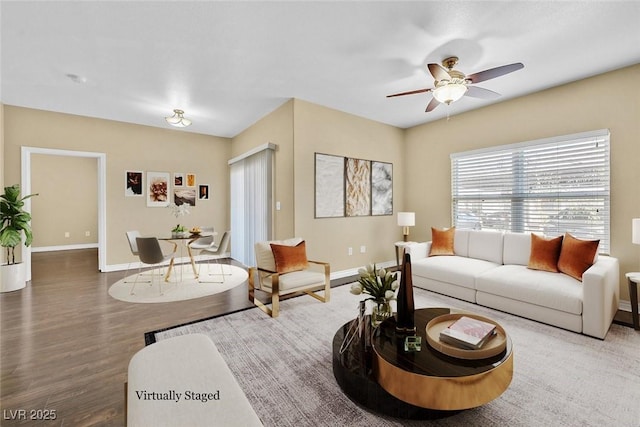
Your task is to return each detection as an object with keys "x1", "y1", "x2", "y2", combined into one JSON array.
[{"x1": 165, "y1": 109, "x2": 192, "y2": 128}]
